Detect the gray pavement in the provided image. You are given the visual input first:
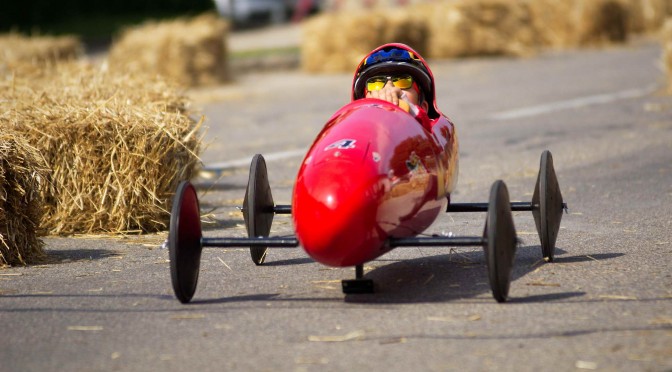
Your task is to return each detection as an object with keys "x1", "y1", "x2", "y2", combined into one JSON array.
[
  {"x1": 227, "y1": 23, "x2": 302, "y2": 73},
  {"x1": 1, "y1": 35, "x2": 671, "y2": 371},
  {"x1": 229, "y1": 23, "x2": 301, "y2": 52}
]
